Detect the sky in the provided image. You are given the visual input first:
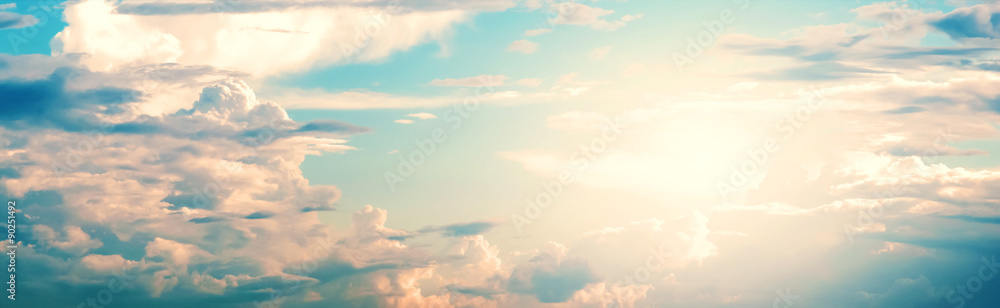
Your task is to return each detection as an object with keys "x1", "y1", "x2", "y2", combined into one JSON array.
[{"x1": 1, "y1": 0, "x2": 1000, "y2": 307}]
